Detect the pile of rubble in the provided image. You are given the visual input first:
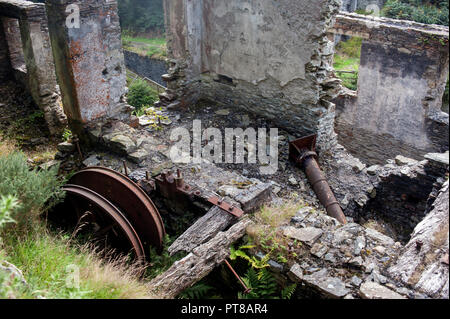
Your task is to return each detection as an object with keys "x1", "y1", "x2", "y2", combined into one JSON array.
[{"x1": 259, "y1": 179, "x2": 448, "y2": 299}]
